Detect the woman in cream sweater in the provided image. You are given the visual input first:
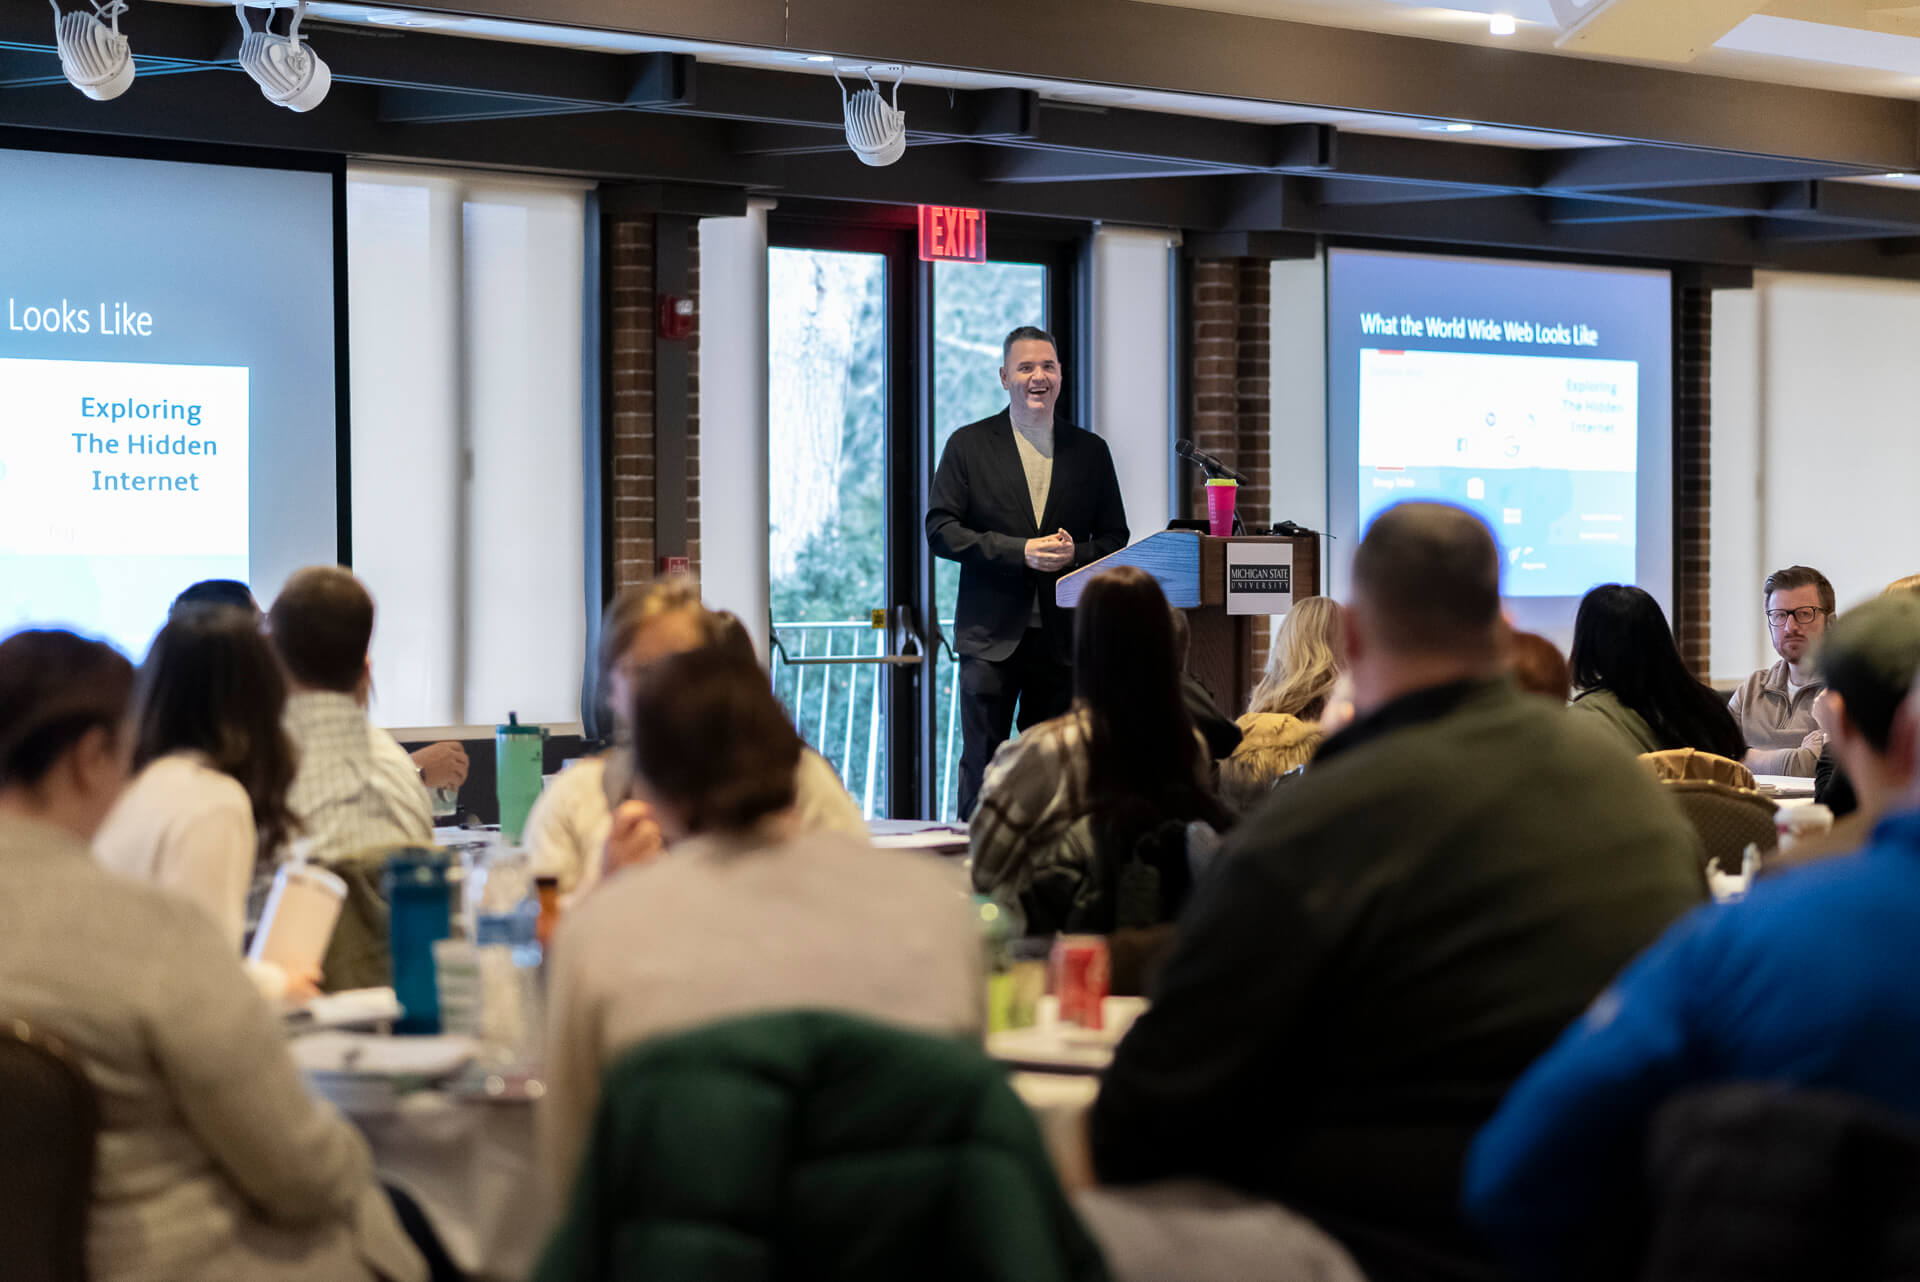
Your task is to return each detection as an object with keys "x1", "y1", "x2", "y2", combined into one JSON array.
[
  {"x1": 94, "y1": 604, "x2": 315, "y2": 999},
  {"x1": 0, "y1": 628, "x2": 422, "y2": 1282}
]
